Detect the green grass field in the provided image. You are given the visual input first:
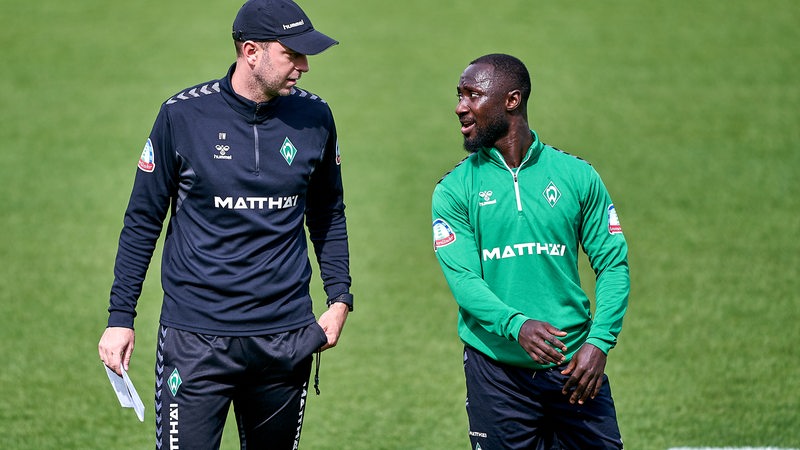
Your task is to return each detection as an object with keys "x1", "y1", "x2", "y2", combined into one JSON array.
[{"x1": 1, "y1": 0, "x2": 798, "y2": 448}]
